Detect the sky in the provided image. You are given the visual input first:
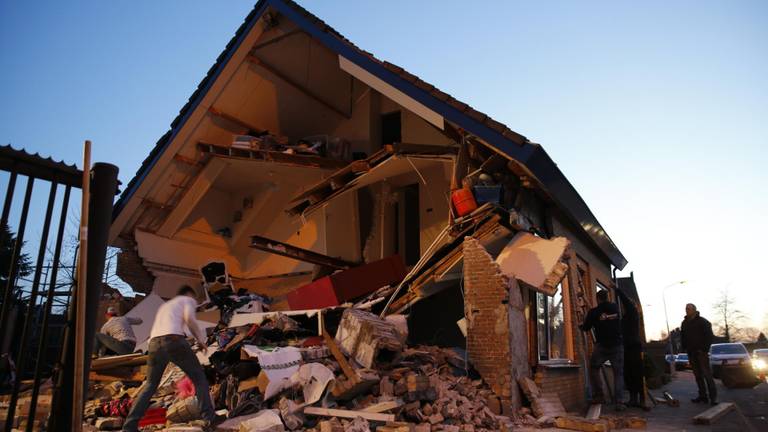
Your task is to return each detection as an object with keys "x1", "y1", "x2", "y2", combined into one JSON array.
[{"x1": 1, "y1": 1, "x2": 766, "y2": 339}]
